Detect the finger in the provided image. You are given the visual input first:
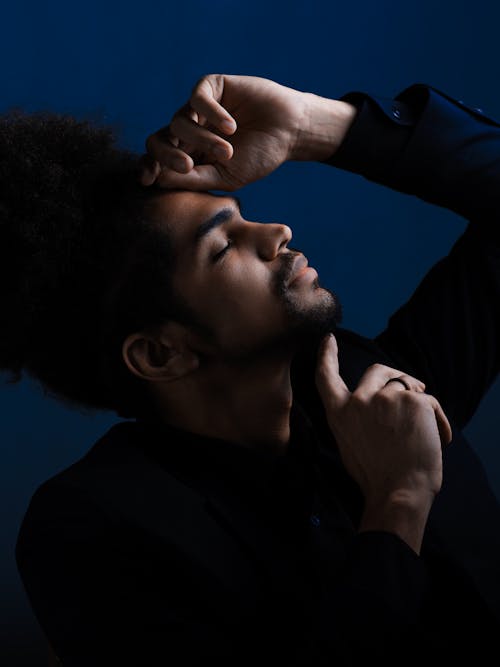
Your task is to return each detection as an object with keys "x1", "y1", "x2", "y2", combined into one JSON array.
[
  {"x1": 145, "y1": 130, "x2": 195, "y2": 174},
  {"x1": 380, "y1": 374, "x2": 427, "y2": 393},
  {"x1": 354, "y1": 364, "x2": 426, "y2": 400},
  {"x1": 426, "y1": 395, "x2": 453, "y2": 447},
  {"x1": 138, "y1": 154, "x2": 162, "y2": 186},
  {"x1": 155, "y1": 163, "x2": 234, "y2": 191},
  {"x1": 190, "y1": 75, "x2": 237, "y2": 135},
  {"x1": 315, "y1": 333, "x2": 351, "y2": 411},
  {"x1": 170, "y1": 114, "x2": 234, "y2": 161}
]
